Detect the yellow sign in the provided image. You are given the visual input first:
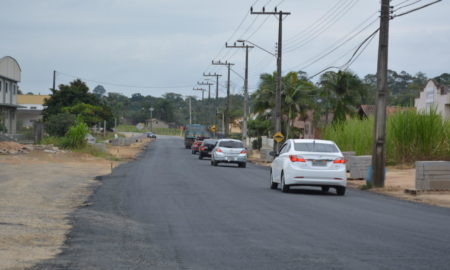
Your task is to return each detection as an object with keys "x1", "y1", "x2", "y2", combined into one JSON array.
[
  {"x1": 273, "y1": 132, "x2": 284, "y2": 143},
  {"x1": 210, "y1": 125, "x2": 216, "y2": 132}
]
